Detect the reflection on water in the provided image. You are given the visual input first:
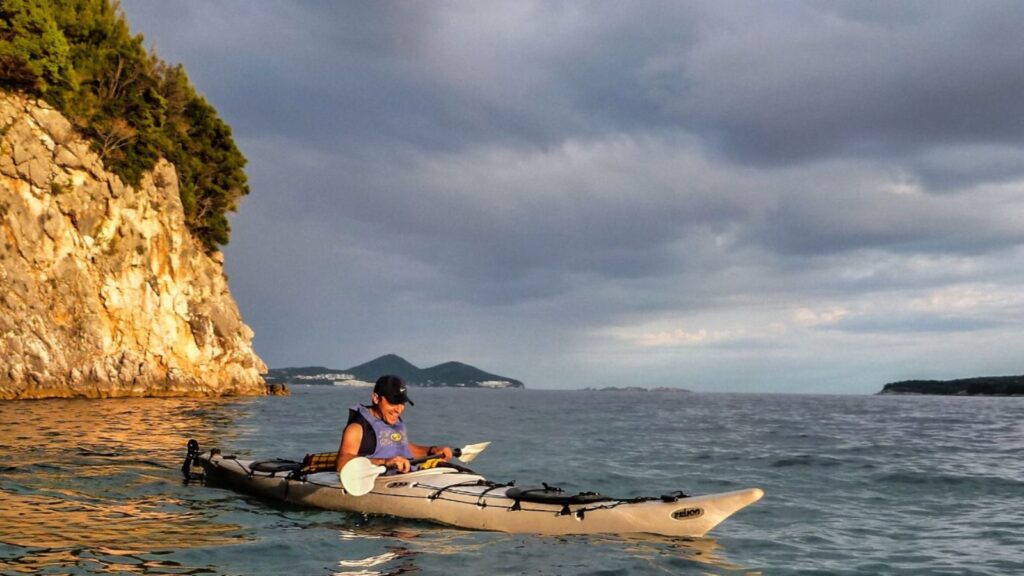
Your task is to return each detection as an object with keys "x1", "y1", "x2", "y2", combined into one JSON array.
[
  {"x1": 0, "y1": 491, "x2": 240, "y2": 549},
  {"x1": 601, "y1": 533, "x2": 744, "y2": 571},
  {"x1": 333, "y1": 523, "x2": 515, "y2": 575},
  {"x1": 0, "y1": 545, "x2": 221, "y2": 575},
  {"x1": 337, "y1": 551, "x2": 401, "y2": 568},
  {"x1": 329, "y1": 519, "x2": 742, "y2": 575},
  {"x1": 1, "y1": 396, "x2": 252, "y2": 457},
  {"x1": 333, "y1": 551, "x2": 418, "y2": 576},
  {"x1": 0, "y1": 397, "x2": 255, "y2": 574},
  {"x1": 334, "y1": 525, "x2": 430, "y2": 576}
]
